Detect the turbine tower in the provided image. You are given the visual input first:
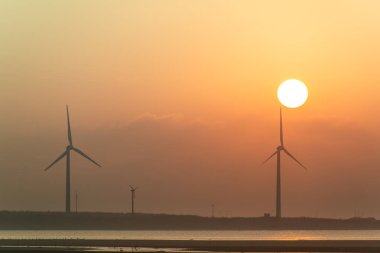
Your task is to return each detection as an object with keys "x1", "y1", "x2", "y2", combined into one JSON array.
[
  {"x1": 261, "y1": 108, "x2": 307, "y2": 218},
  {"x1": 129, "y1": 185, "x2": 137, "y2": 215},
  {"x1": 44, "y1": 106, "x2": 101, "y2": 213}
]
